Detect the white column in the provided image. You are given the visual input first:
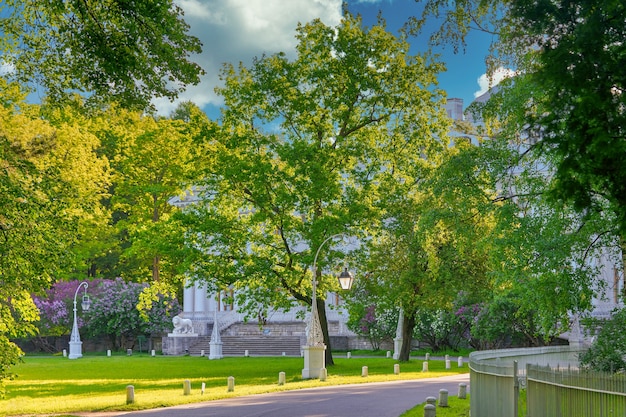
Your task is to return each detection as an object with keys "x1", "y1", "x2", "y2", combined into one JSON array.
[
  {"x1": 194, "y1": 282, "x2": 207, "y2": 319},
  {"x1": 183, "y1": 281, "x2": 194, "y2": 317},
  {"x1": 393, "y1": 308, "x2": 404, "y2": 360}
]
